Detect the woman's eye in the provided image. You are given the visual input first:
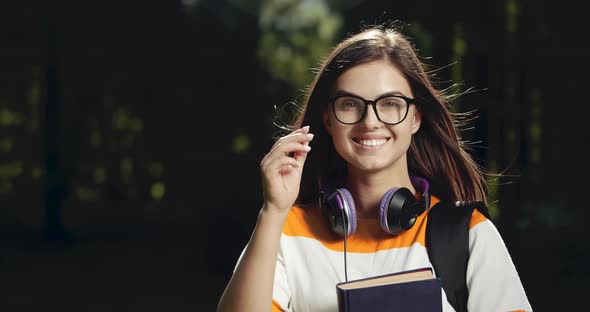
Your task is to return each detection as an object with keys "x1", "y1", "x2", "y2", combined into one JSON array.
[
  {"x1": 337, "y1": 99, "x2": 361, "y2": 110},
  {"x1": 379, "y1": 98, "x2": 404, "y2": 108}
]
